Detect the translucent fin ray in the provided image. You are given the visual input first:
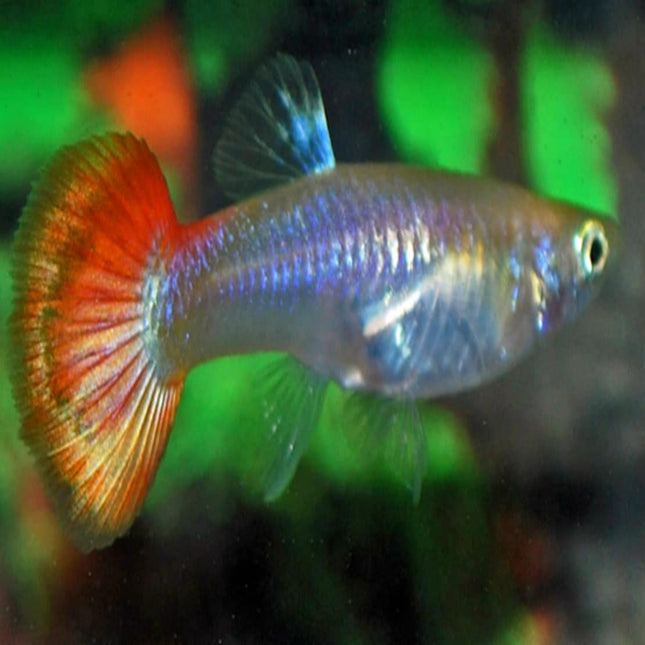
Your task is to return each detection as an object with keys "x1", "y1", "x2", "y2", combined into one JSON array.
[
  {"x1": 252, "y1": 356, "x2": 327, "y2": 501},
  {"x1": 344, "y1": 394, "x2": 428, "y2": 502},
  {"x1": 214, "y1": 54, "x2": 336, "y2": 201},
  {"x1": 11, "y1": 133, "x2": 185, "y2": 551}
]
